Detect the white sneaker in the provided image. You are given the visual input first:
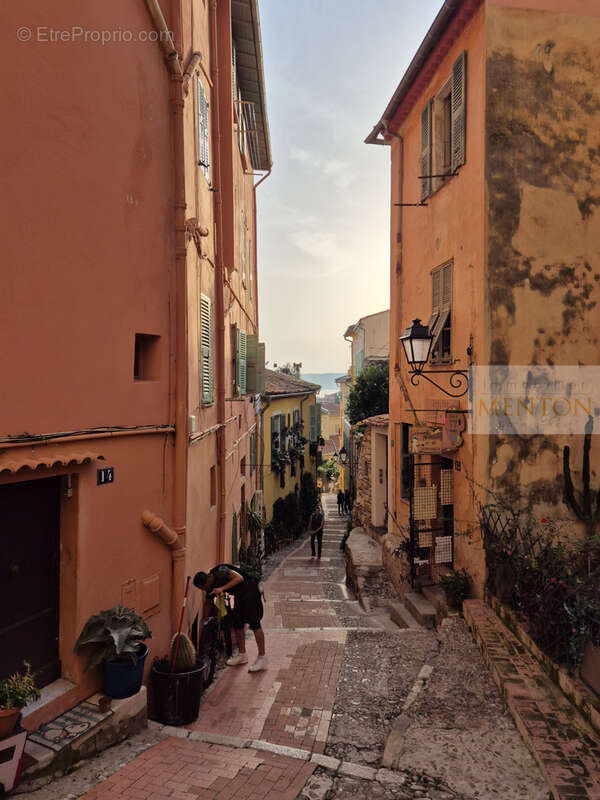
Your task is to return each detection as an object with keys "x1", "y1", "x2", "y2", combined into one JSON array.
[
  {"x1": 226, "y1": 652, "x2": 248, "y2": 666},
  {"x1": 248, "y1": 656, "x2": 268, "y2": 673}
]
